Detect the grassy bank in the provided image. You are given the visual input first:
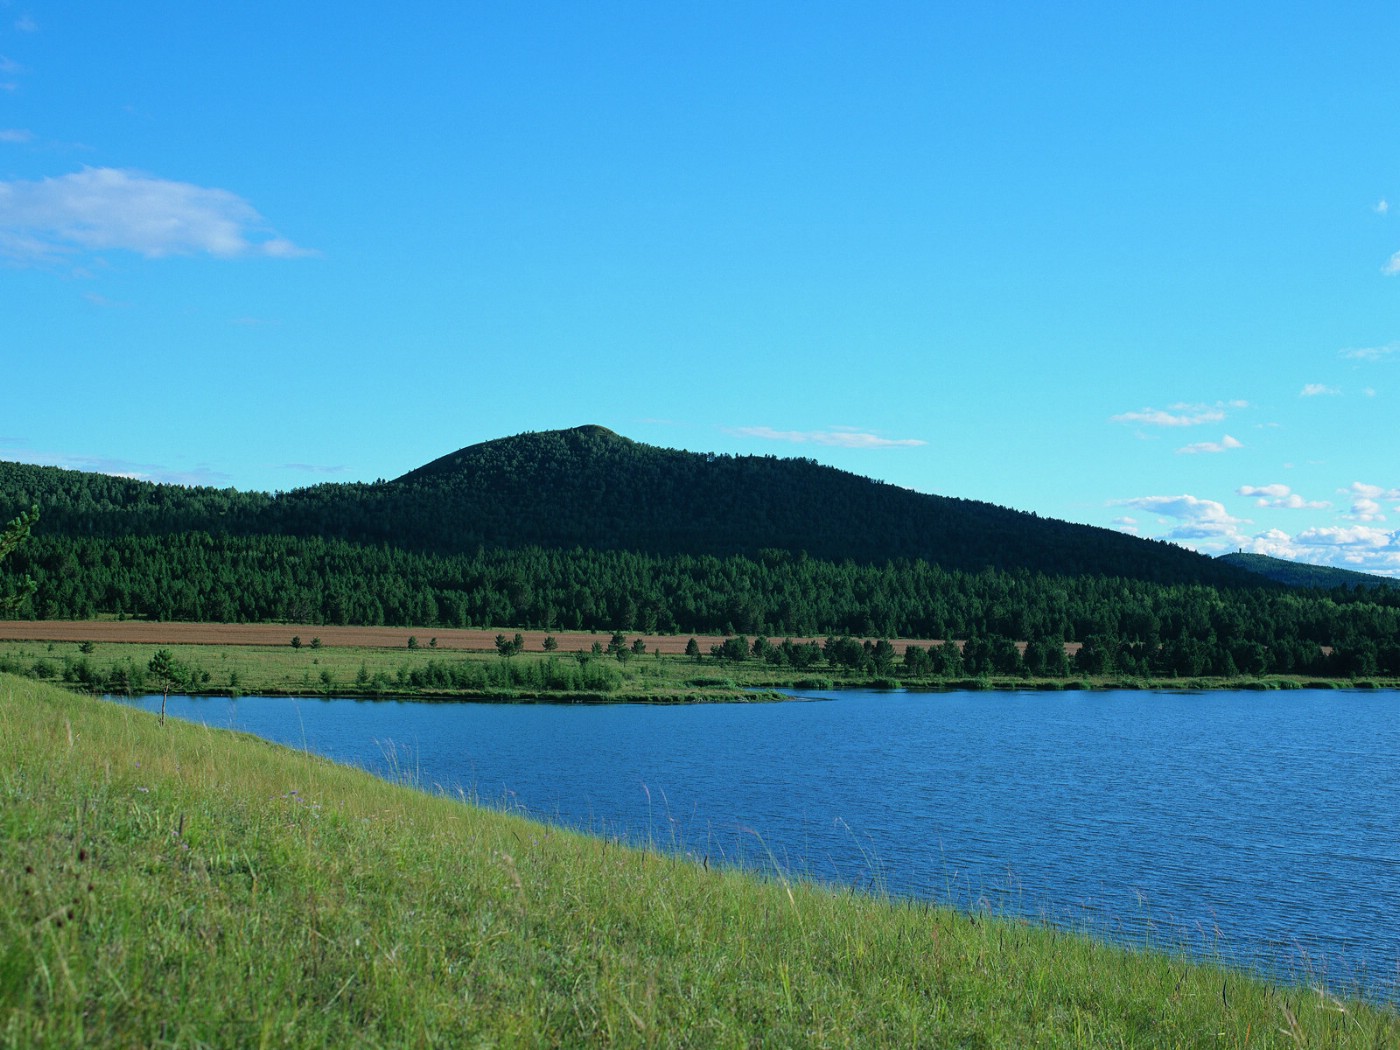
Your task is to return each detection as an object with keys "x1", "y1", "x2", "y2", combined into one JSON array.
[{"x1": 2, "y1": 675, "x2": 1395, "y2": 1047}]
